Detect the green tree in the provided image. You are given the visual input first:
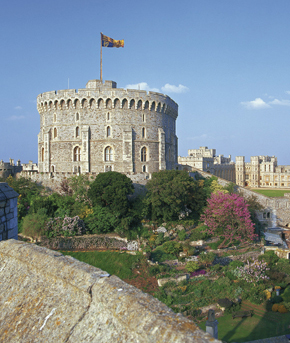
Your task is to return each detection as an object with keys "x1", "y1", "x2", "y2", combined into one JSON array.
[
  {"x1": 144, "y1": 170, "x2": 205, "y2": 222},
  {"x1": 88, "y1": 171, "x2": 134, "y2": 216}
]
